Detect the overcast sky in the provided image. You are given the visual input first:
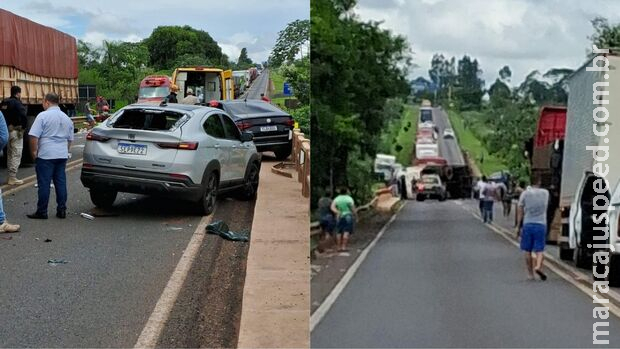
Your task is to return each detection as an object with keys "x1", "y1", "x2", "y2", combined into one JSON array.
[
  {"x1": 1, "y1": 0, "x2": 308, "y2": 64},
  {"x1": 355, "y1": 0, "x2": 620, "y2": 86}
]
